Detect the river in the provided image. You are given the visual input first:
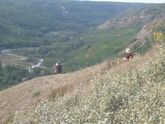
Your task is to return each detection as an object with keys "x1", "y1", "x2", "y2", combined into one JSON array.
[
  {"x1": 29, "y1": 59, "x2": 44, "y2": 72},
  {"x1": 1, "y1": 49, "x2": 44, "y2": 72}
]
